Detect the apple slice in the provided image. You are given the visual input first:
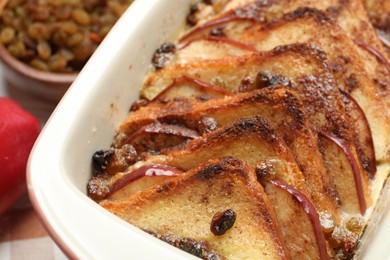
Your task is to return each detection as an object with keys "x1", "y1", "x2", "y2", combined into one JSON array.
[
  {"x1": 340, "y1": 90, "x2": 376, "y2": 178},
  {"x1": 318, "y1": 131, "x2": 369, "y2": 214},
  {"x1": 124, "y1": 122, "x2": 199, "y2": 153},
  {"x1": 151, "y1": 76, "x2": 233, "y2": 103},
  {"x1": 354, "y1": 40, "x2": 390, "y2": 73},
  {"x1": 178, "y1": 35, "x2": 258, "y2": 52},
  {"x1": 107, "y1": 164, "x2": 183, "y2": 200},
  {"x1": 260, "y1": 178, "x2": 330, "y2": 260},
  {"x1": 179, "y1": 11, "x2": 256, "y2": 44},
  {"x1": 175, "y1": 36, "x2": 257, "y2": 64}
]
